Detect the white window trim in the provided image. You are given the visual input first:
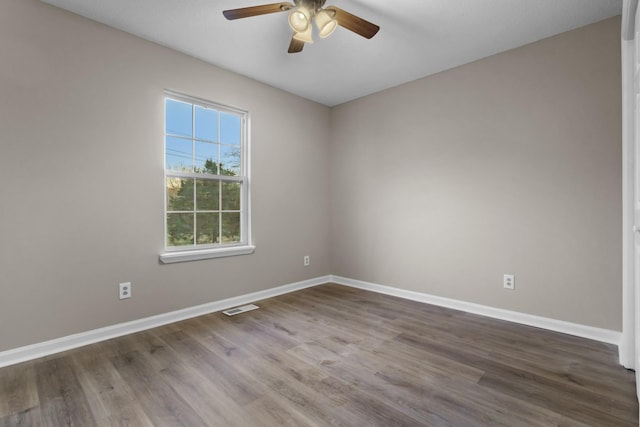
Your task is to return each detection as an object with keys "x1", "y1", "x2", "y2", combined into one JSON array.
[
  {"x1": 160, "y1": 90, "x2": 253, "y2": 263},
  {"x1": 160, "y1": 244, "x2": 256, "y2": 264}
]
